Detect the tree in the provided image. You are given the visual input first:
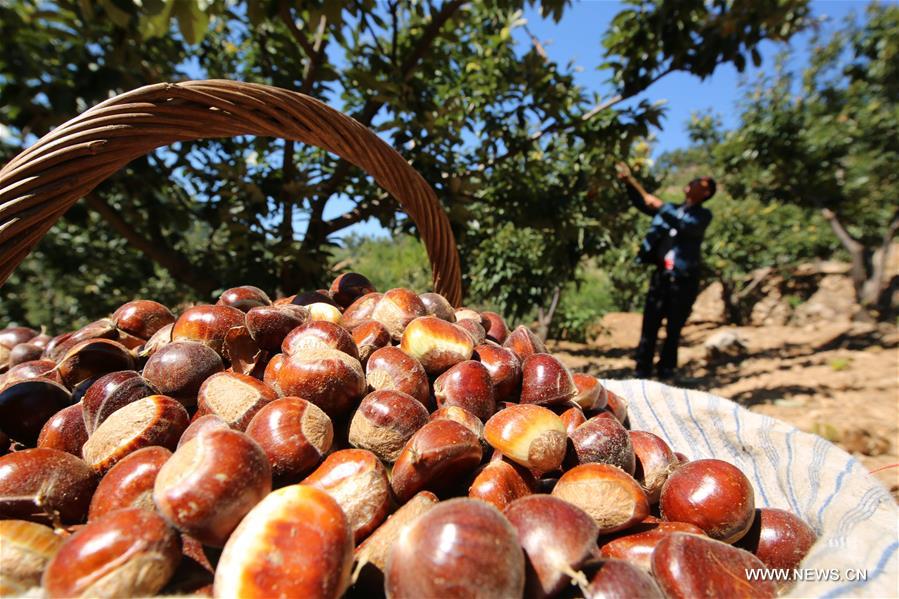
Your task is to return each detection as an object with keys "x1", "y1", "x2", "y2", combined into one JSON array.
[
  {"x1": 711, "y1": 3, "x2": 899, "y2": 313},
  {"x1": 1, "y1": 0, "x2": 810, "y2": 332}
]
